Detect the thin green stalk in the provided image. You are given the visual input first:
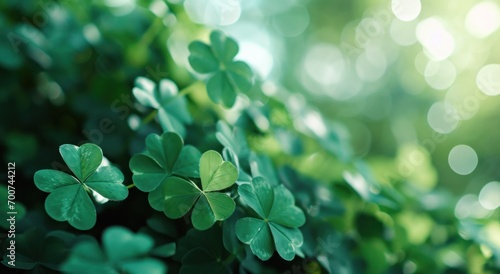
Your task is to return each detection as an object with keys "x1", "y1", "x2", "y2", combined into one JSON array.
[
  {"x1": 178, "y1": 83, "x2": 197, "y2": 97},
  {"x1": 142, "y1": 109, "x2": 158, "y2": 125},
  {"x1": 126, "y1": 184, "x2": 136, "y2": 189},
  {"x1": 164, "y1": 80, "x2": 201, "y2": 104},
  {"x1": 139, "y1": 17, "x2": 163, "y2": 47},
  {"x1": 222, "y1": 245, "x2": 244, "y2": 266}
]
